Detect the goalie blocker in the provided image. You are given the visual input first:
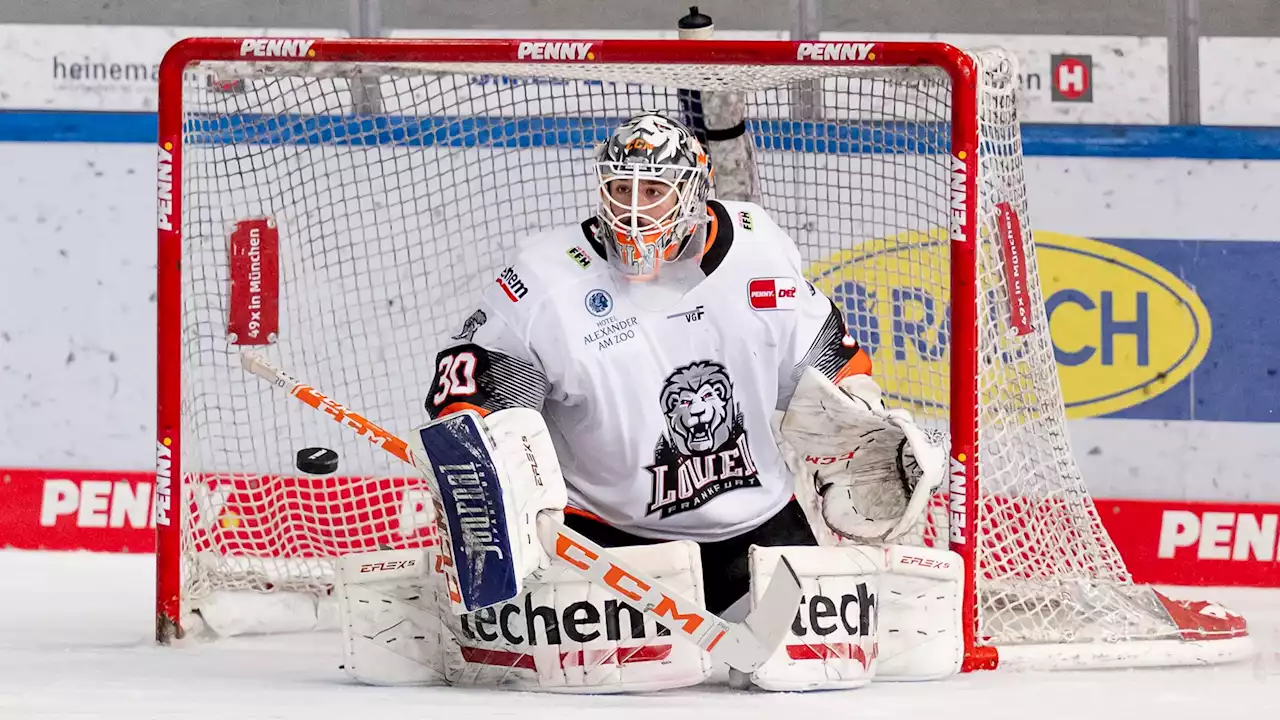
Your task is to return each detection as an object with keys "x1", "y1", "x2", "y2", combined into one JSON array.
[{"x1": 407, "y1": 407, "x2": 567, "y2": 614}]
